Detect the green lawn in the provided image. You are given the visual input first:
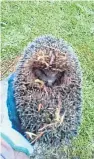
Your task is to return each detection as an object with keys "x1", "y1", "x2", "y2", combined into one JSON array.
[{"x1": 1, "y1": 1, "x2": 94, "y2": 159}]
